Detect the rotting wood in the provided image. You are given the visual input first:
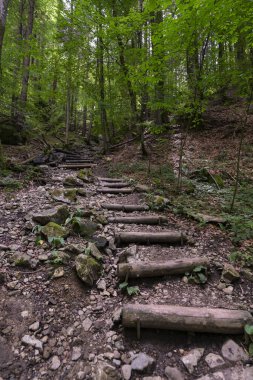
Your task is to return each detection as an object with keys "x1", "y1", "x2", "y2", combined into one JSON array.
[
  {"x1": 117, "y1": 257, "x2": 209, "y2": 279},
  {"x1": 97, "y1": 187, "x2": 133, "y2": 194},
  {"x1": 122, "y1": 304, "x2": 253, "y2": 334},
  {"x1": 115, "y1": 231, "x2": 186, "y2": 245},
  {"x1": 99, "y1": 182, "x2": 129, "y2": 188},
  {"x1": 101, "y1": 204, "x2": 149, "y2": 212},
  {"x1": 108, "y1": 215, "x2": 167, "y2": 224}
]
